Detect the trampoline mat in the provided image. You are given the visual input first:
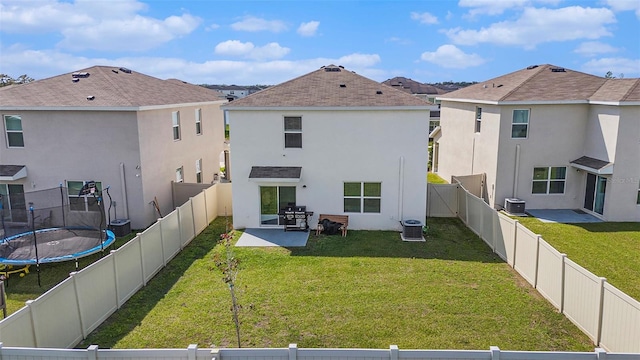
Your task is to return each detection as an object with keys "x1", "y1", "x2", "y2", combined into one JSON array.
[{"x1": 0, "y1": 228, "x2": 103, "y2": 261}]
